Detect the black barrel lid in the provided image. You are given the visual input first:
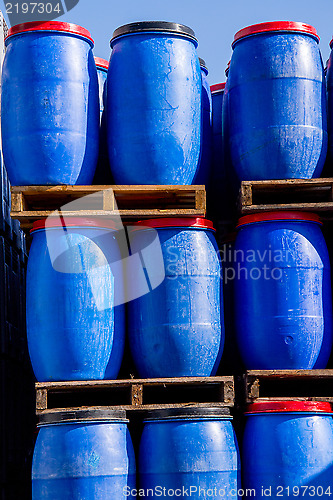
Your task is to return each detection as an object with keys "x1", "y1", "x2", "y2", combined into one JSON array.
[
  {"x1": 111, "y1": 21, "x2": 197, "y2": 44},
  {"x1": 38, "y1": 408, "x2": 128, "y2": 425},
  {"x1": 144, "y1": 406, "x2": 231, "y2": 421}
]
